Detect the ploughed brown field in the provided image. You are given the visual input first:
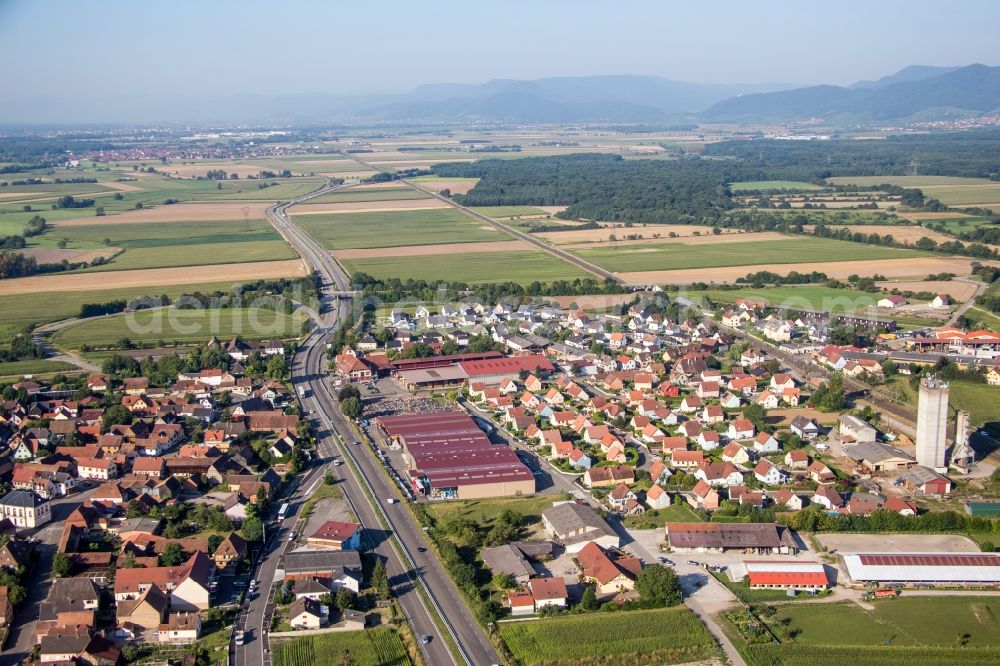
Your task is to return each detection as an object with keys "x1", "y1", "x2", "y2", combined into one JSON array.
[{"x1": 0, "y1": 259, "x2": 307, "y2": 295}]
